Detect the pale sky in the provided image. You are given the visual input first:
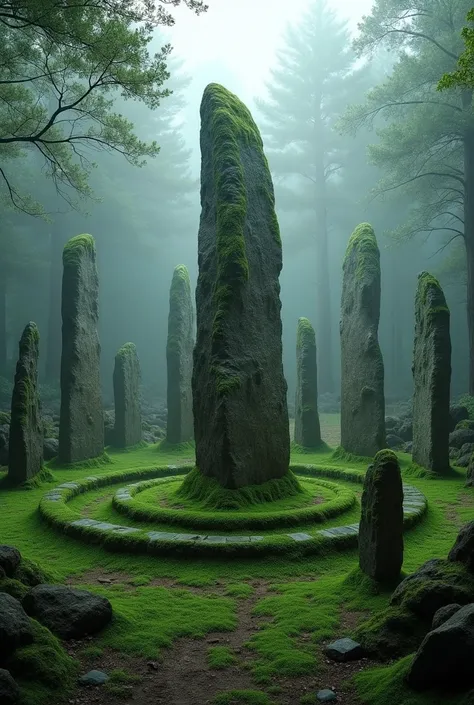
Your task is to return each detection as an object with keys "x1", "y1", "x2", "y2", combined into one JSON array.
[{"x1": 164, "y1": 0, "x2": 374, "y2": 100}]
